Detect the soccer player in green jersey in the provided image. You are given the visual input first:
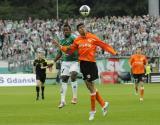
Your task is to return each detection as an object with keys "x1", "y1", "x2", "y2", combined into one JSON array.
[{"x1": 53, "y1": 24, "x2": 79, "y2": 108}]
